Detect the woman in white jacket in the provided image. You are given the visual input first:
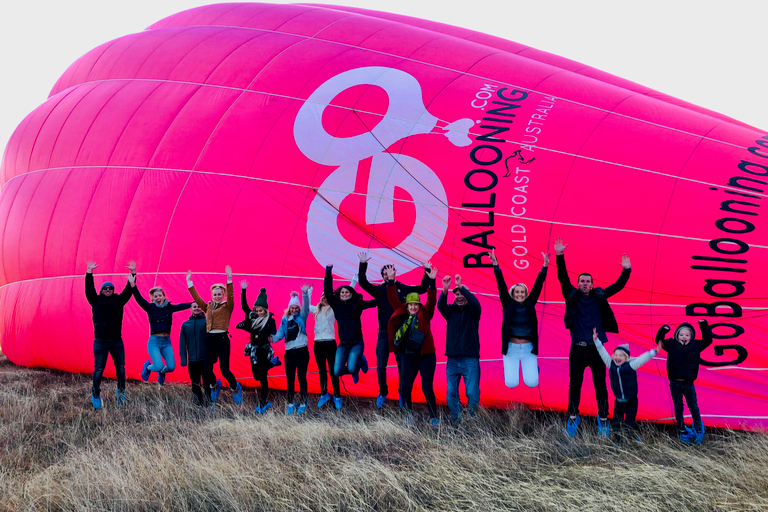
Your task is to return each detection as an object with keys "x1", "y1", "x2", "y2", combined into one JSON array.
[{"x1": 305, "y1": 286, "x2": 342, "y2": 409}]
